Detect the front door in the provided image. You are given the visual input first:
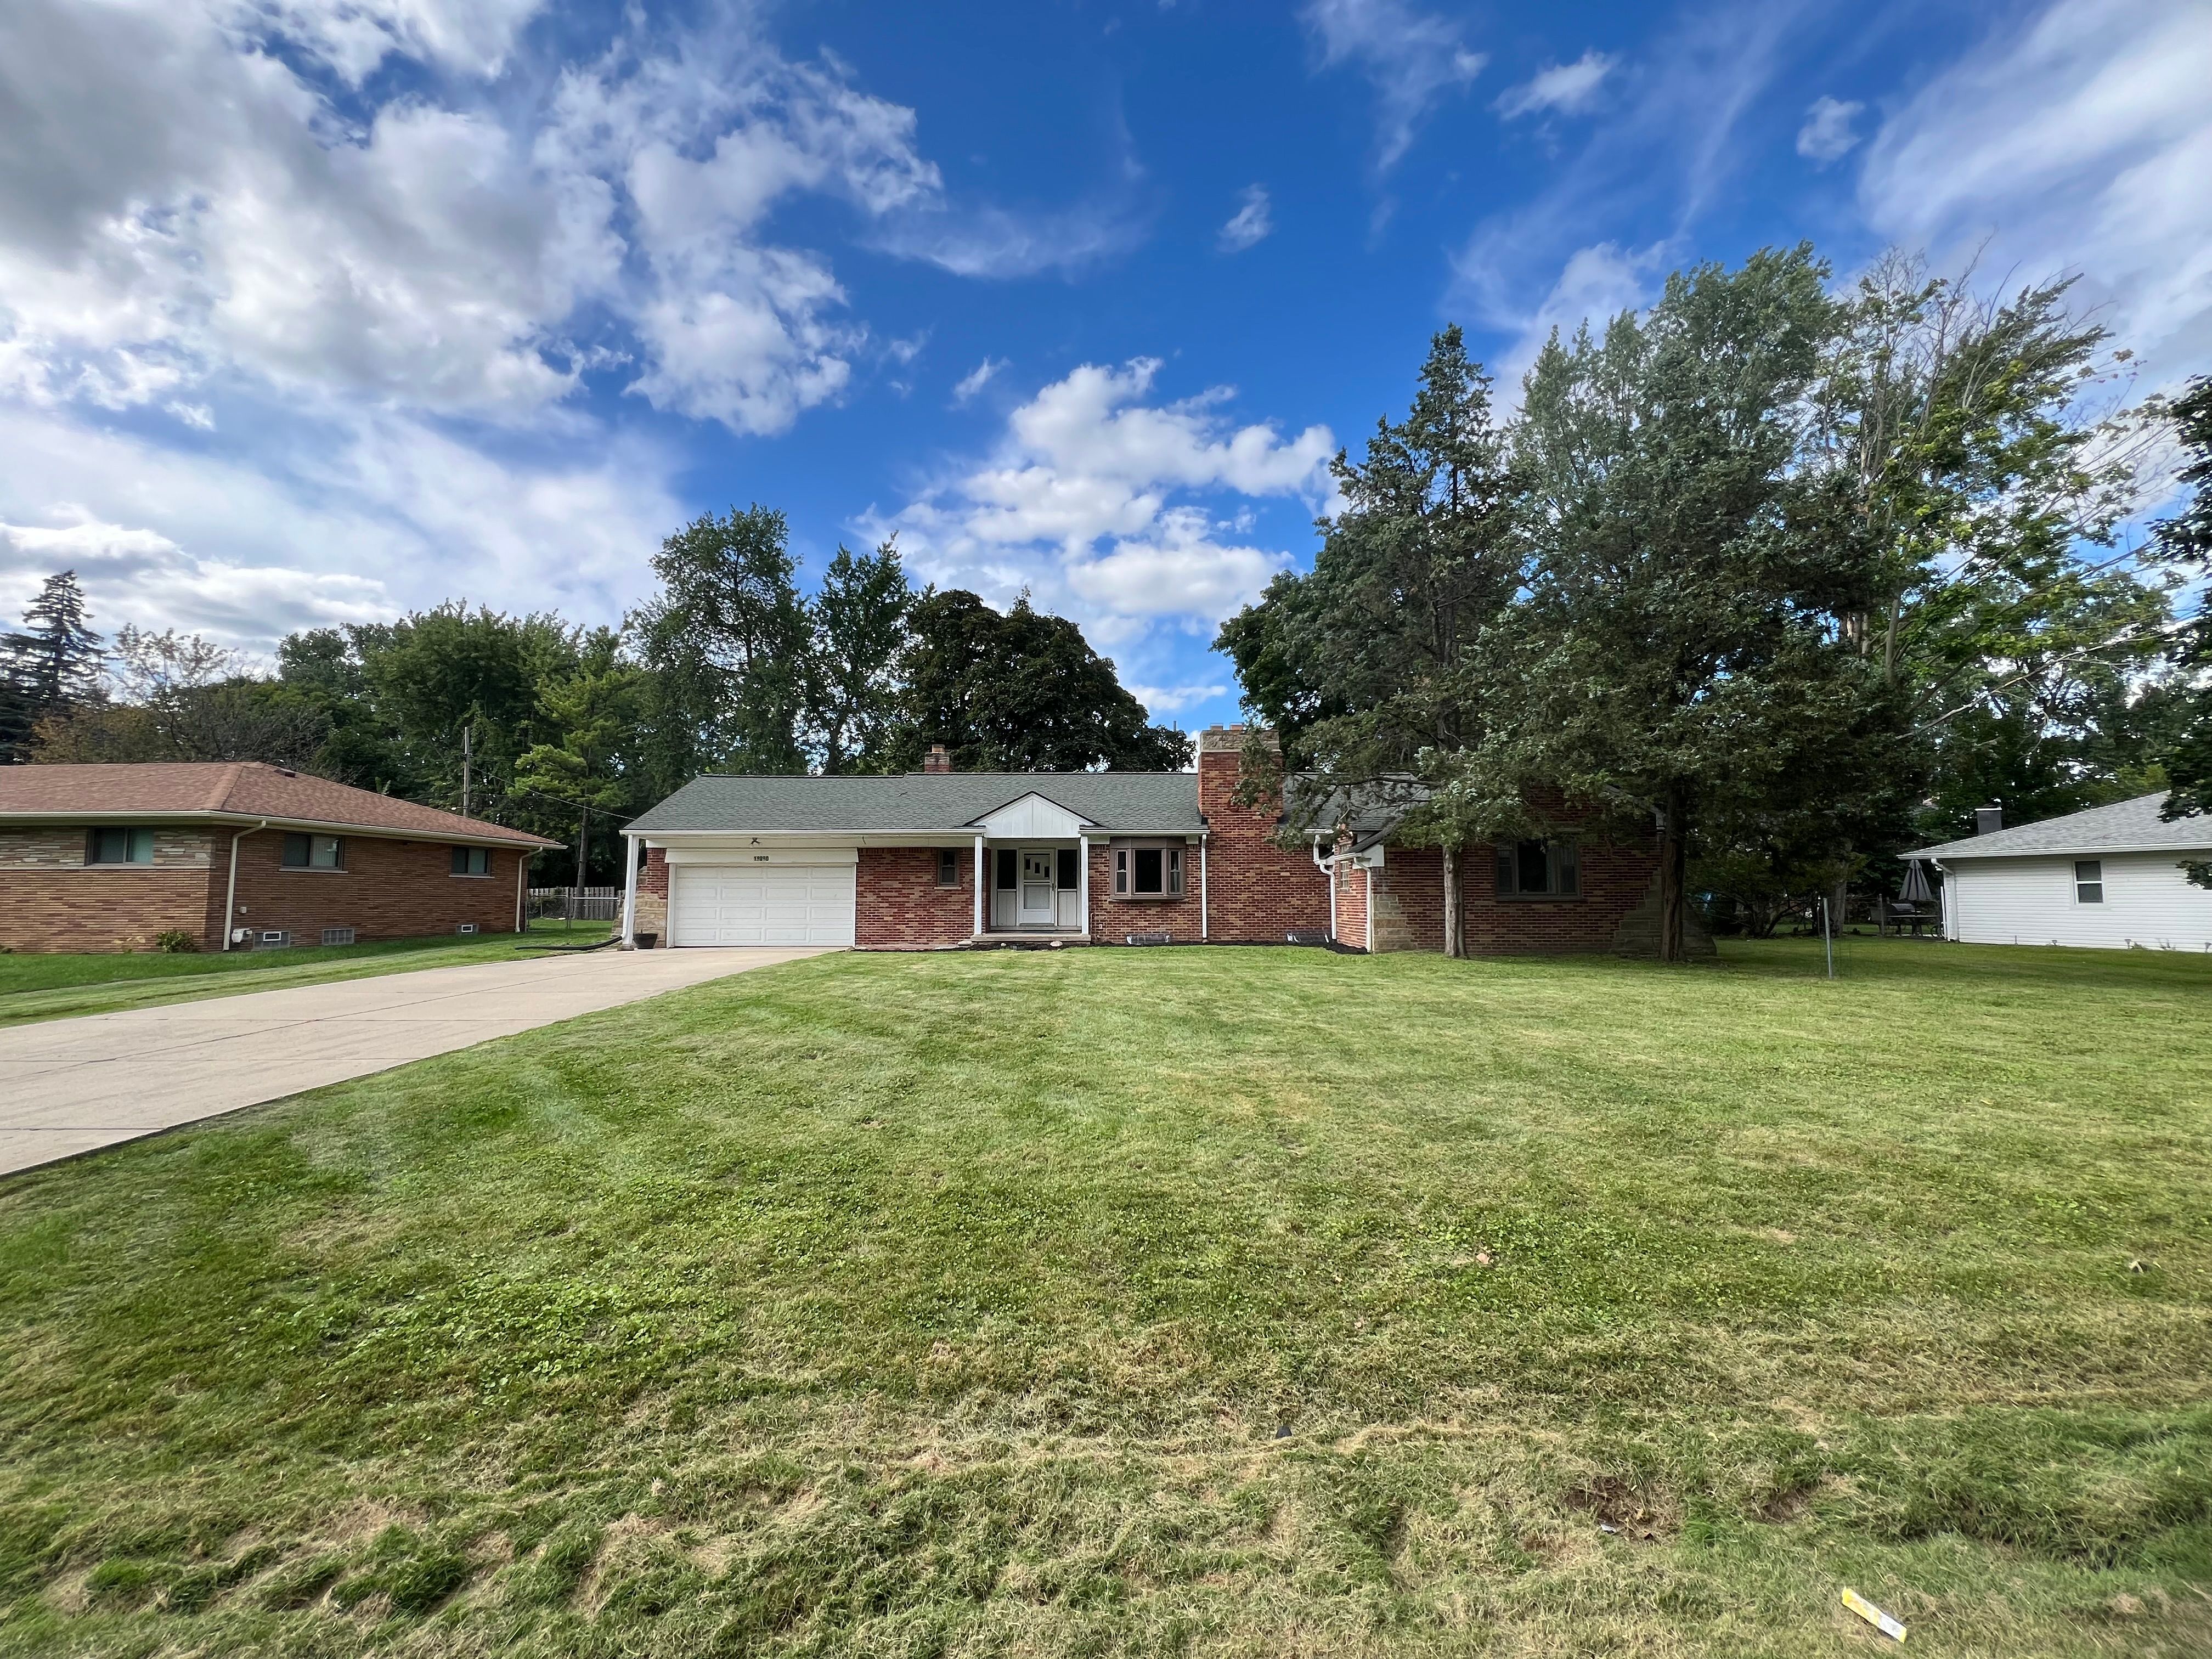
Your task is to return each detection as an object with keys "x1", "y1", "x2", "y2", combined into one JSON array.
[{"x1": 1018, "y1": 849, "x2": 1057, "y2": 926}]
